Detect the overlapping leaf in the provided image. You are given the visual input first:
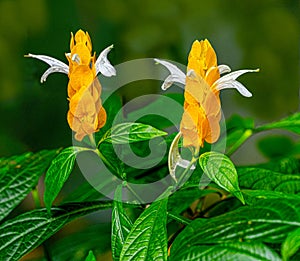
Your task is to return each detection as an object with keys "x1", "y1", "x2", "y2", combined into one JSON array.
[
  {"x1": 120, "y1": 198, "x2": 168, "y2": 261},
  {"x1": 171, "y1": 199, "x2": 300, "y2": 257},
  {"x1": 112, "y1": 185, "x2": 133, "y2": 261},
  {"x1": 168, "y1": 187, "x2": 216, "y2": 215},
  {"x1": 243, "y1": 189, "x2": 300, "y2": 205},
  {"x1": 282, "y1": 227, "x2": 300, "y2": 261},
  {"x1": 170, "y1": 242, "x2": 281, "y2": 261},
  {"x1": 0, "y1": 201, "x2": 112, "y2": 261},
  {"x1": 50, "y1": 223, "x2": 111, "y2": 261},
  {"x1": 0, "y1": 149, "x2": 59, "y2": 221},
  {"x1": 44, "y1": 146, "x2": 92, "y2": 211},
  {"x1": 238, "y1": 167, "x2": 300, "y2": 193}
]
